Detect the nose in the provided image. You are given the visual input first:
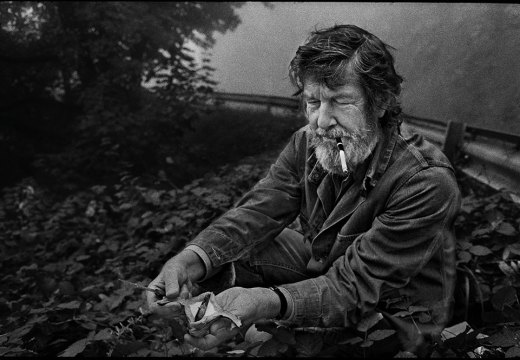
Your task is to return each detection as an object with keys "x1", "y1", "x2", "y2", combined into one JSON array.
[{"x1": 317, "y1": 103, "x2": 337, "y2": 129}]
